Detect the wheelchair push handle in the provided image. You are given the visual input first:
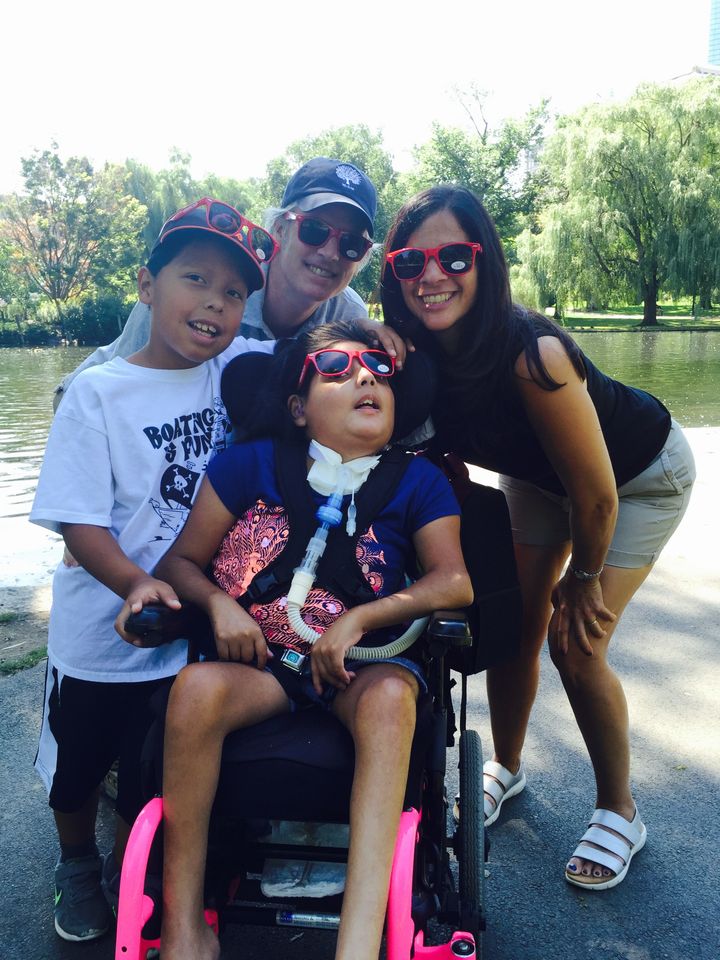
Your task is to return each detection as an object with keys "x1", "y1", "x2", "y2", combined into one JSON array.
[
  {"x1": 425, "y1": 611, "x2": 472, "y2": 658},
  {"x1": 123, "y1": 603, "x2": 209, "y2": 647}
]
